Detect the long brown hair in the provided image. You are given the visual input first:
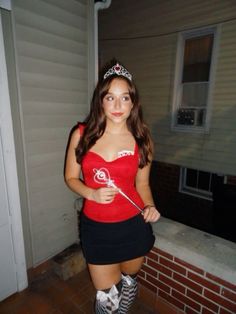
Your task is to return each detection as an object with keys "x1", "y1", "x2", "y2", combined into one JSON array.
[{"x1": 76, "y1": 60, "x2": 152, "y2": 168}]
